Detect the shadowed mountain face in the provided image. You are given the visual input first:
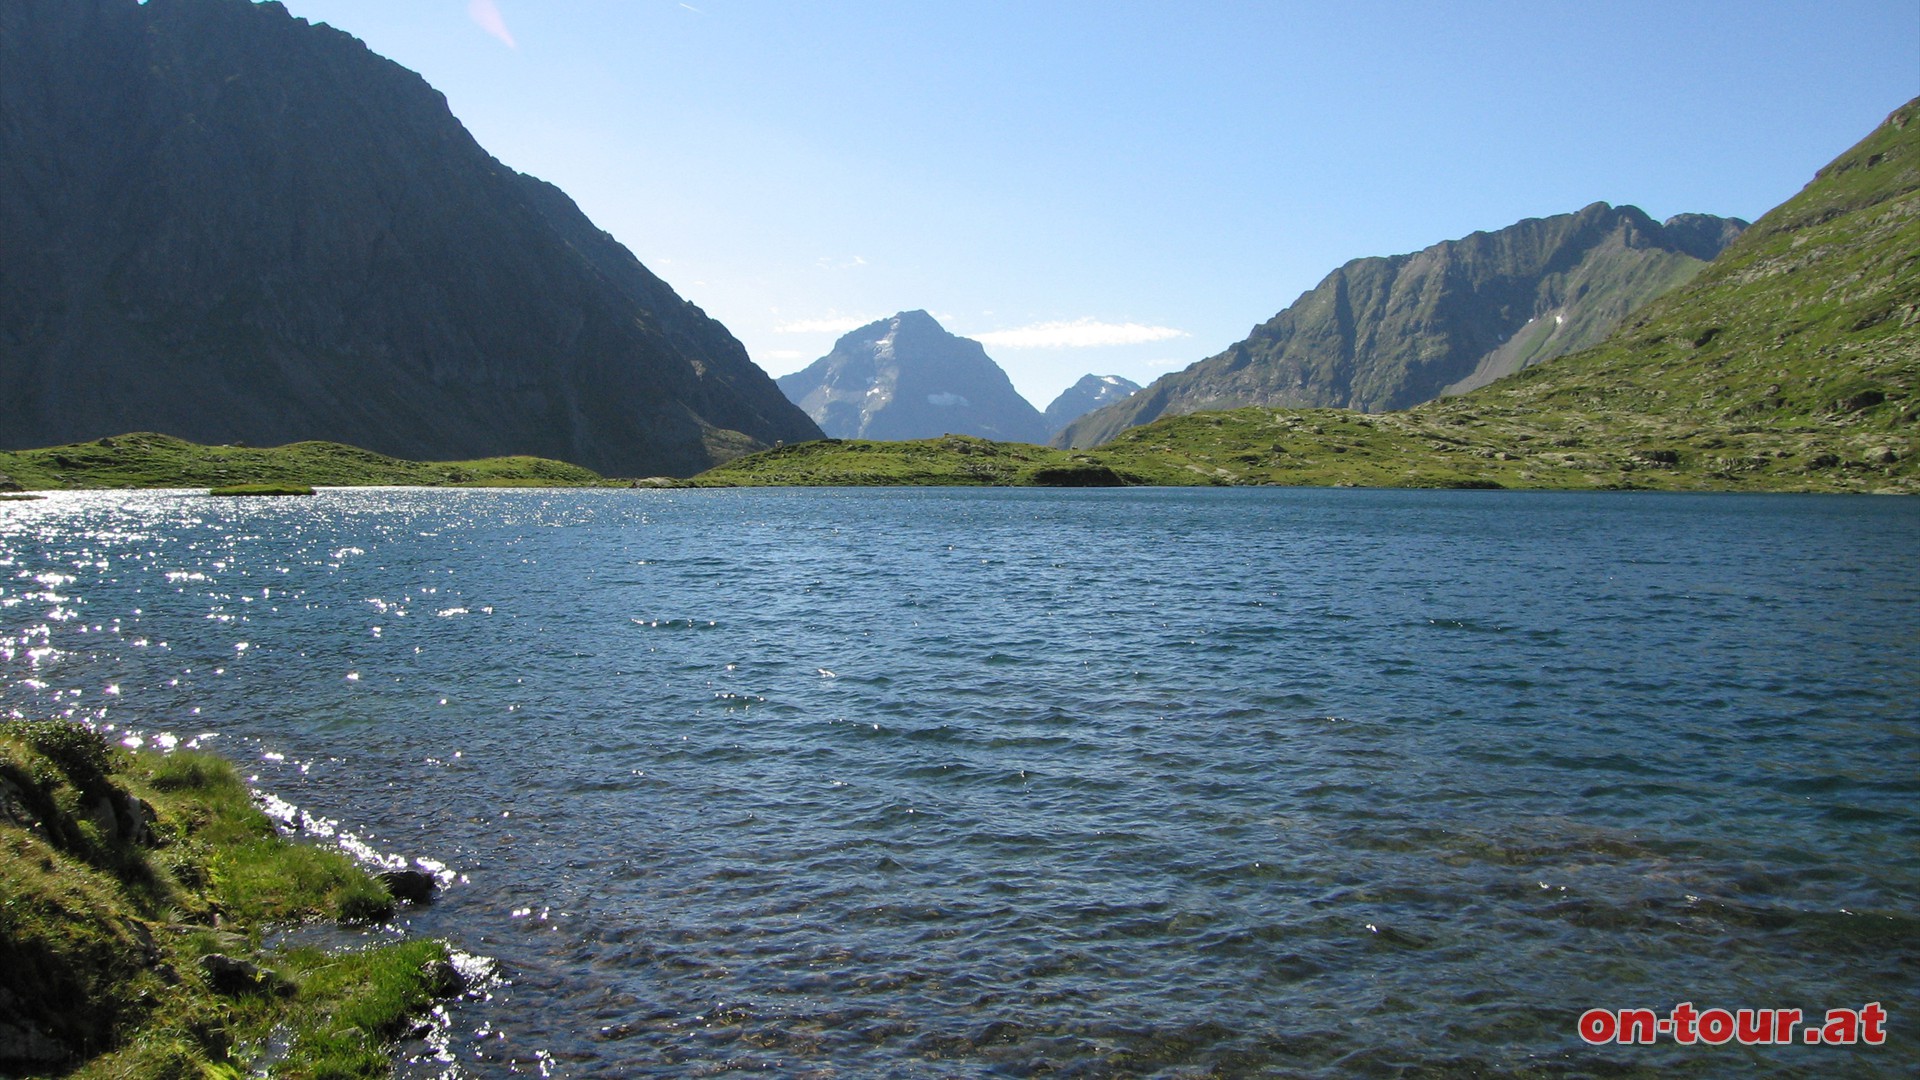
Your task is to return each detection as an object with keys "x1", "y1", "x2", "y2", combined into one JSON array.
[
  {"x1": 1043, "y1": 375, "x2": 1140, "y2": 437},
  {"x1": 0, "y1": 0, "x2": 820, "y2": 477},
  {"x1": 1056, "y1": 203, "x2": 1747, "y2": 448},
  {"x1": 777, "y1": 311, "x2": 1050, "y2": 443}
]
